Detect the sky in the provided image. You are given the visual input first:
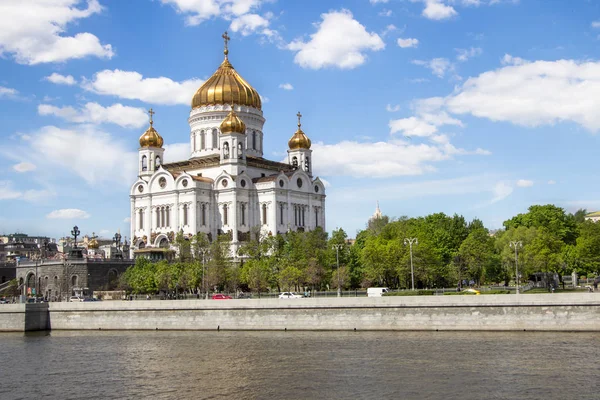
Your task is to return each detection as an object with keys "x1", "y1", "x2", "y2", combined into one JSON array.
[{"x1": 2, "y1": 0, "x2": 600, "y2": 241}]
